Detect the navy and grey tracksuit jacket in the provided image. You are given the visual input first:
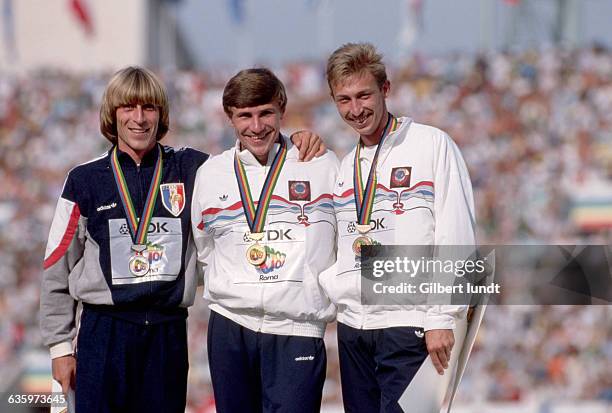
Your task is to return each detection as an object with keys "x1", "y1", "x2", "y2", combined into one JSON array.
[{"x1": 40, "y1": 144, "x2": 208, "y2": 359}]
